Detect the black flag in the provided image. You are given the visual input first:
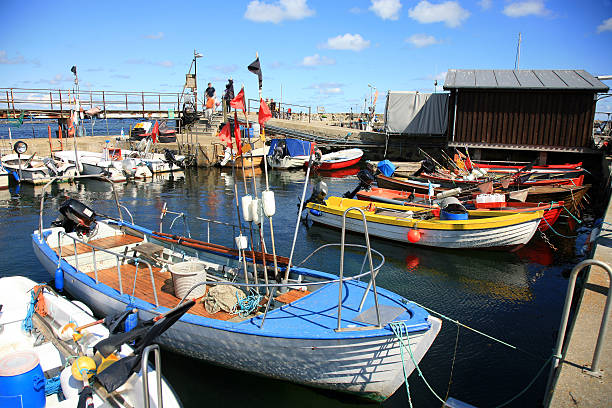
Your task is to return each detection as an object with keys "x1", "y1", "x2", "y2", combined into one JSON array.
[
  {"x1": 70, "y1": 66, "x2": 77, "y2": 75},
  {"x1": 248, "y1": 57, "x2": 262, "y2": 89}
]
